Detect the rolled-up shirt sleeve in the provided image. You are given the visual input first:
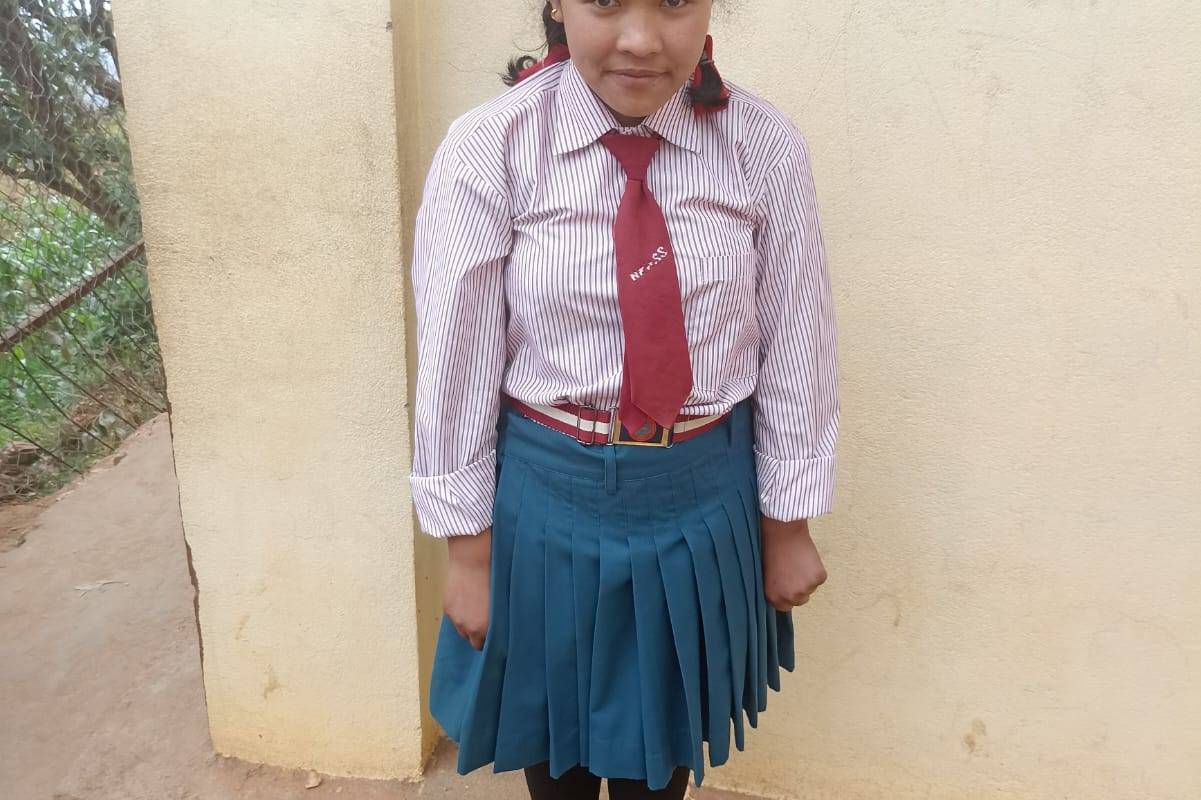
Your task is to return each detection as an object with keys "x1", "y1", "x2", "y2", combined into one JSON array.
[
  {"x1": 409, "y1": 133, "x2": 512, "y2": 537},
  {"x1": 751, "y1": 125, "x2": 840, "y2": 522}
]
